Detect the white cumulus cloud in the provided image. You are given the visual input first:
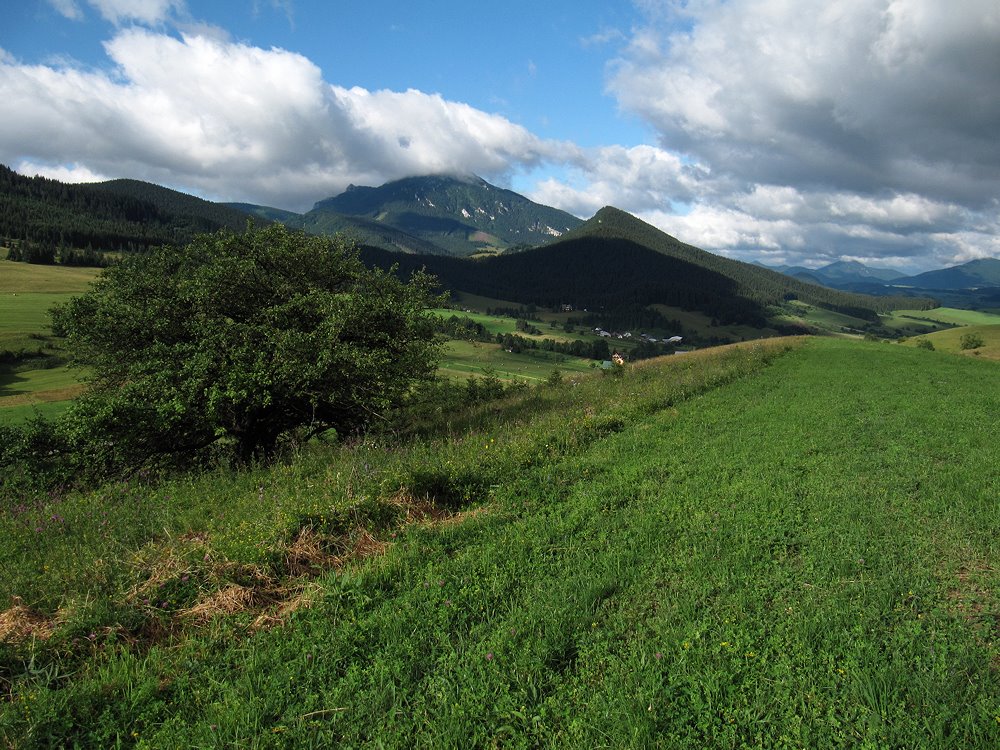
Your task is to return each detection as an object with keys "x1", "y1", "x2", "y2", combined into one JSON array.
[
  {"x1": 4, "y1": 2, "x2": 999, "y2": 271},
  {"x1": 0, "y1": 28, "x2": 569, "y2": 211}
]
